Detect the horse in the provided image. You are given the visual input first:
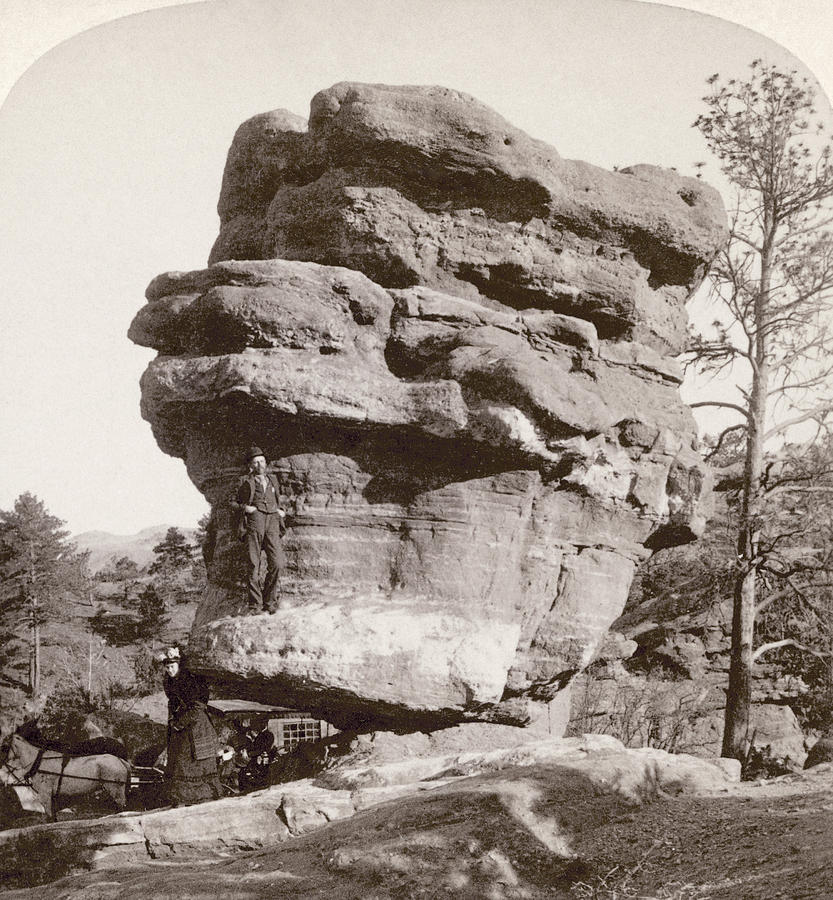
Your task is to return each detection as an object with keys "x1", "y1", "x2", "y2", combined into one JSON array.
[{"x1": 0, "y1": 731, "x2": 130, "y2": 820}]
